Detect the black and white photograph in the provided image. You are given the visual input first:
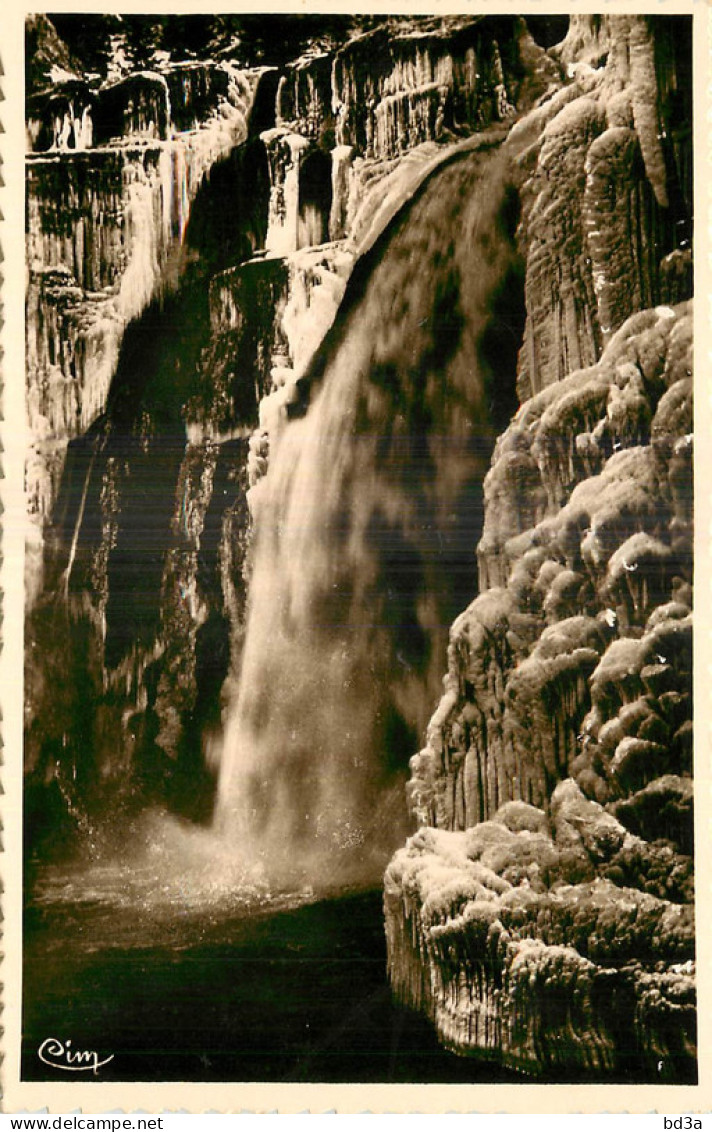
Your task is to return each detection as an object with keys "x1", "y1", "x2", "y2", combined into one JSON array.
[{"x1": 2, "y1": 1, "x2": 706, "y2": 1113}]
